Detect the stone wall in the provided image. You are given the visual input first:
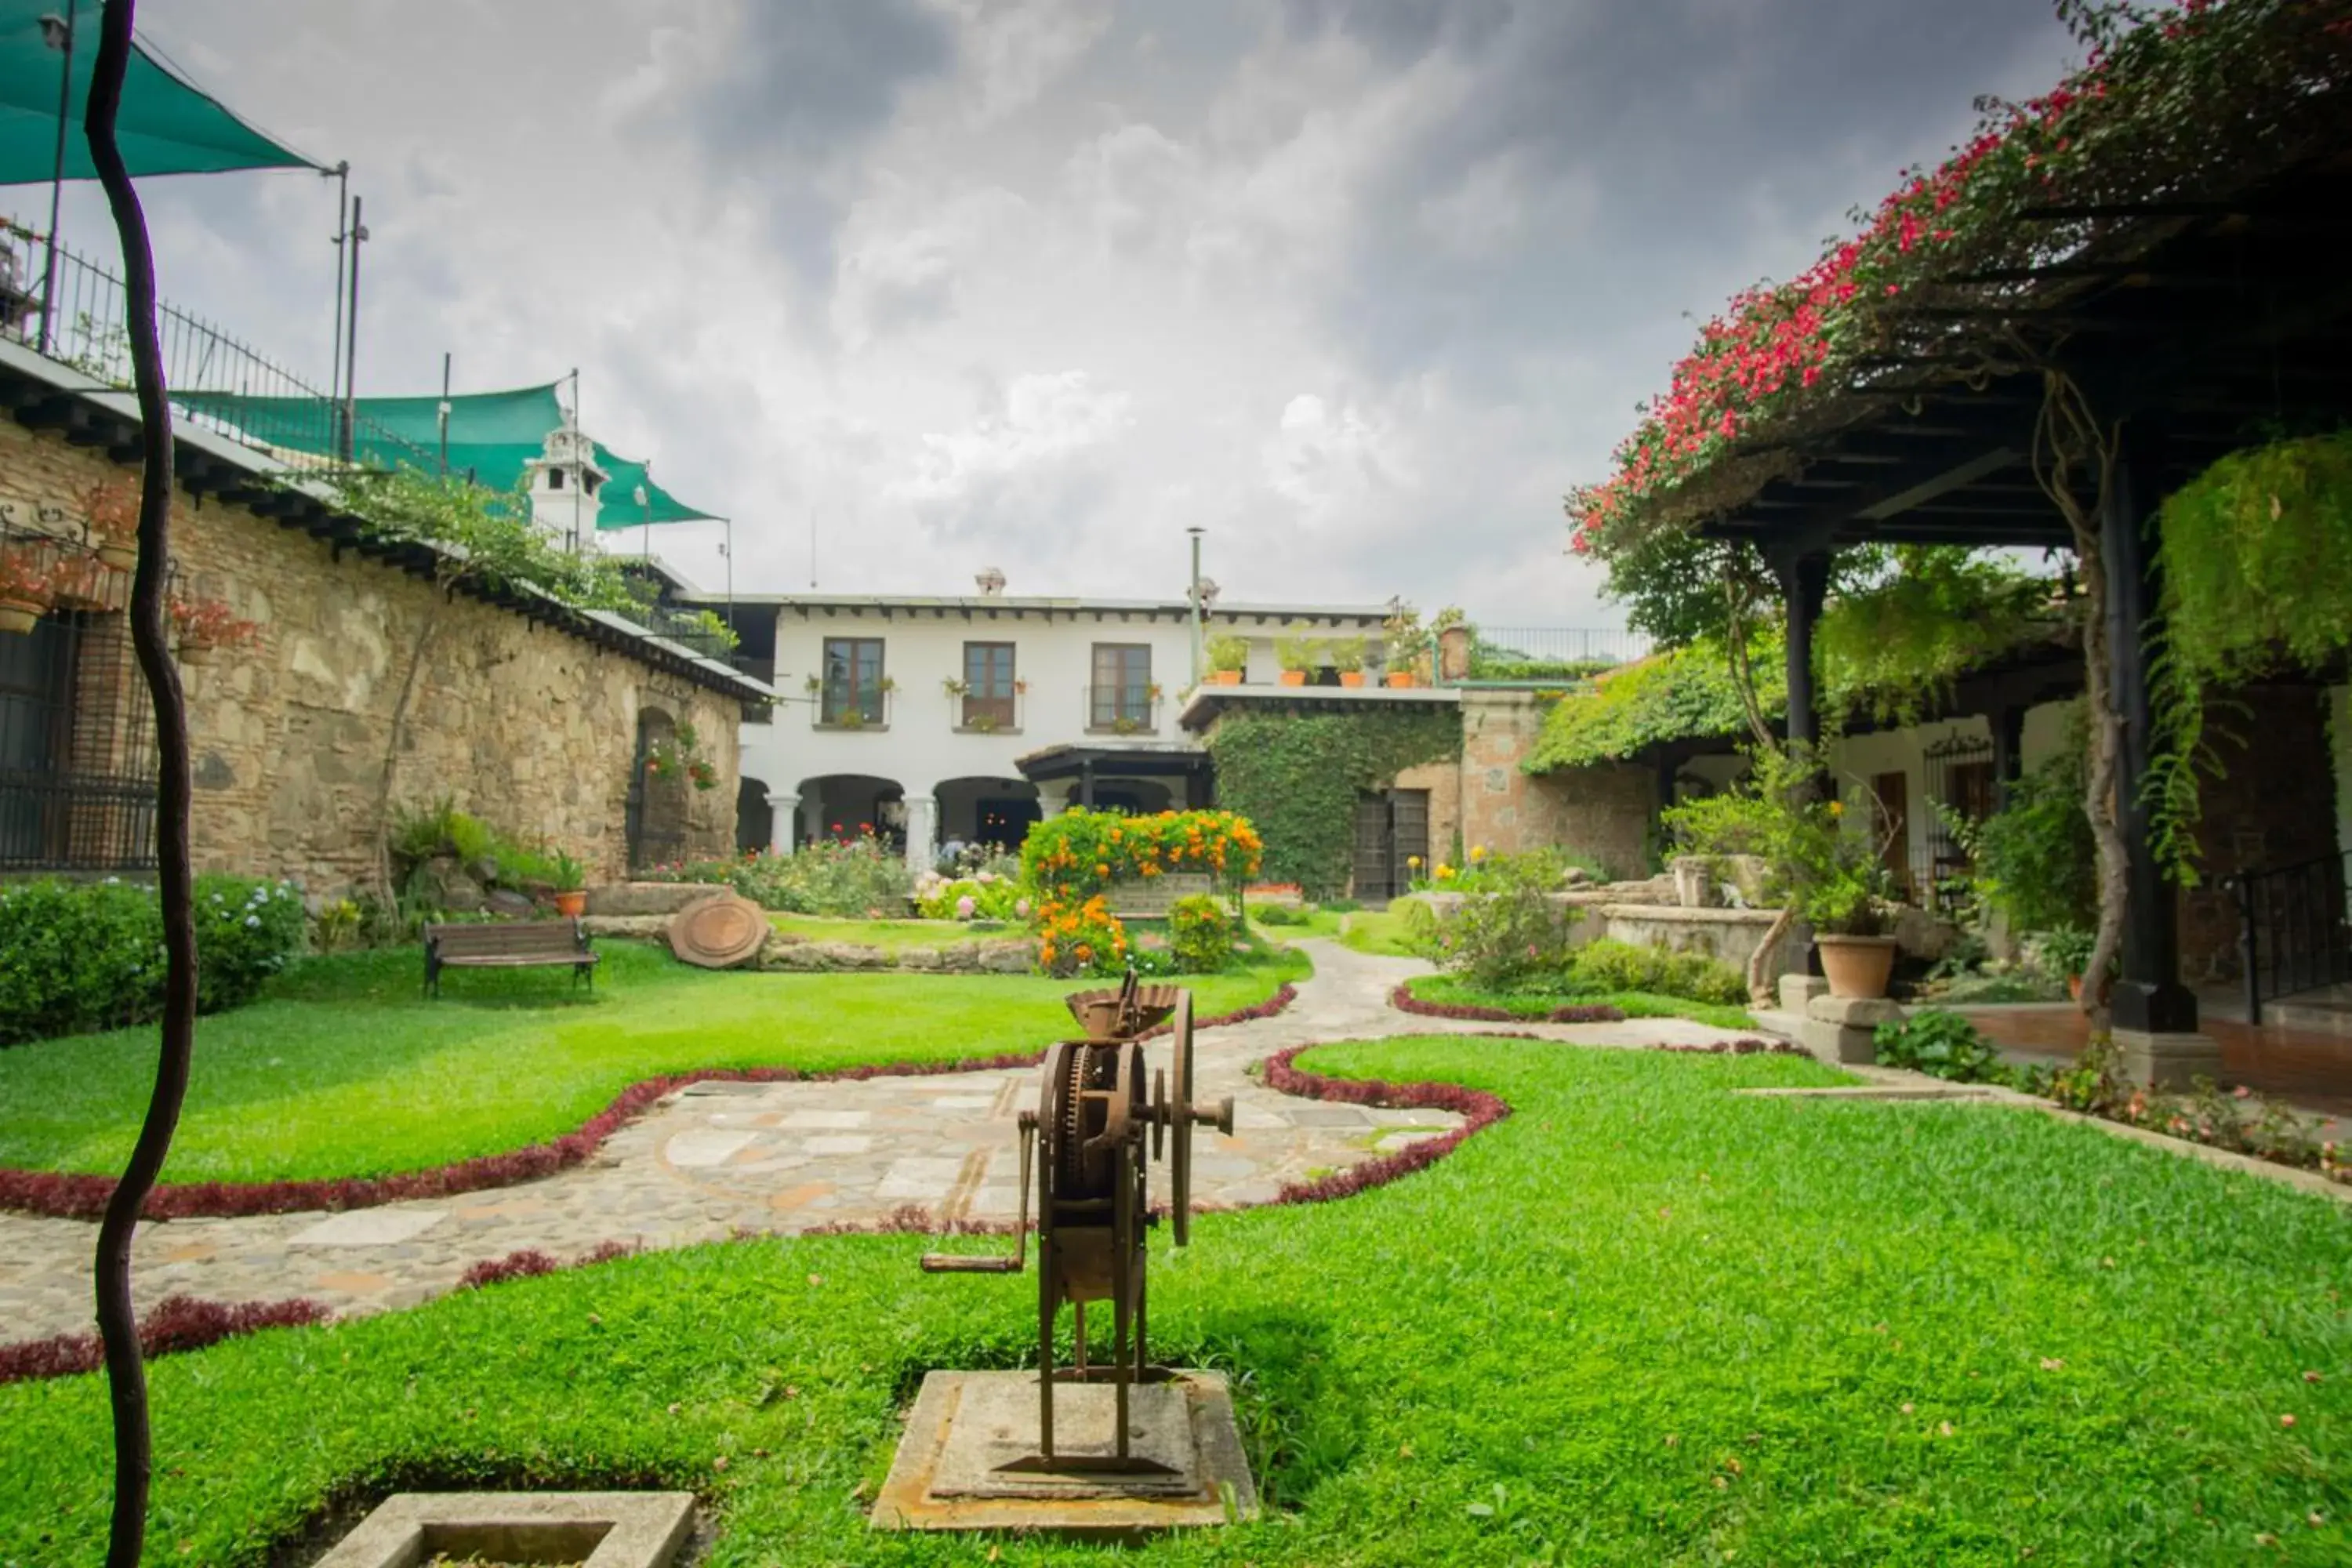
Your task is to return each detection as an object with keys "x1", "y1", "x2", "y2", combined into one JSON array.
[
  {"x1": 1453, "y1": 691, "x2": 1655, "y2": 878},
  {"x1": 0, "y1": 419, "x2": 741, "y2": 898}
]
